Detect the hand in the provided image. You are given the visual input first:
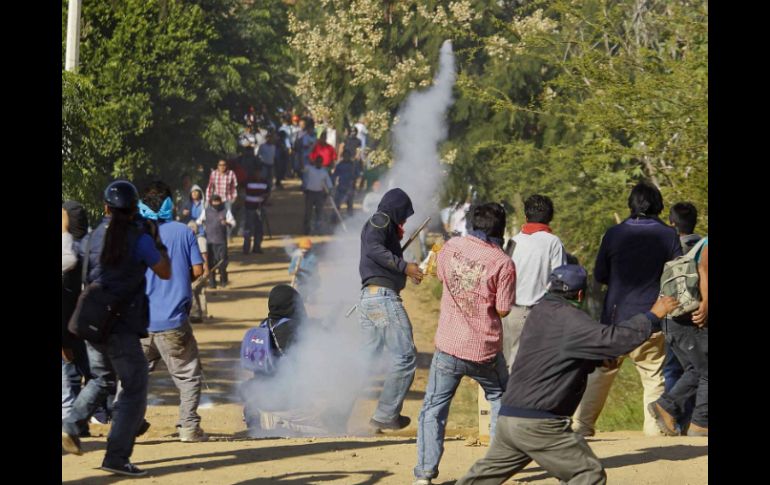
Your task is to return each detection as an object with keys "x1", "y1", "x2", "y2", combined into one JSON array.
[
  {"x1": 692, "y1": 300, "x2": 708, "y2": 327},
  {"x1": 650, "y1": 295, "x2": 680, "y2": 319},
  {"x1": 62, "y1": 208, "x2": 69, "y2": 234},
  {"x1": 182, "y1": 209, "x2": 190, "y2": 217},
  {"x1": 405, "y1": 263, "x2": 424, "y2": 285},
  {"x1": 600, "y1": 358, "x2": 620, "y2": 370}
]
